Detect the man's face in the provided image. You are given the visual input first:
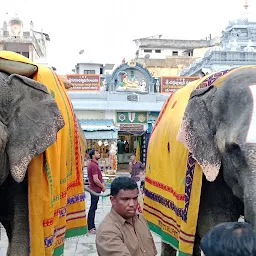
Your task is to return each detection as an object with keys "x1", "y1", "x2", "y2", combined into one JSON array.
[
  {"x1": 130, "y1": 155, "x2": 136, "y2": 162},
  {"x1": 111, "y1": 189, "x2": 139, "y2": 219},
  {"x1": 94, "y1": 151, "x2": 100, "y2": 160}
]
